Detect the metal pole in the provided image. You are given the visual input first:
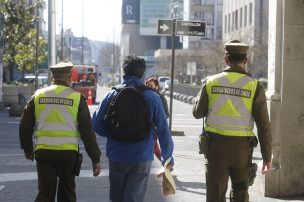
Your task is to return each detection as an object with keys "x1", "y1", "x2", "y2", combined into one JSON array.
[
  {"x1": 69, "y1": 37, "x2": 71, "y2": 60},
  {"x1": 60, "y1": 0, "x2": 63, "y2": 60},
  {"x1": 48, "y1": 0, "x2": 56, "y2": 84},
  {"x1": 0, "y1": 14, "x2": 4, "y2": 104},
  {"x1": 81, "y1": 0, "x2": 84, "y2": 65},
  {"x1": 35, "y1": 1, "x2": 40, "y2": 90},
  {"x1": 169, "y1": 19, "x2": 176, "y2": 132}
]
